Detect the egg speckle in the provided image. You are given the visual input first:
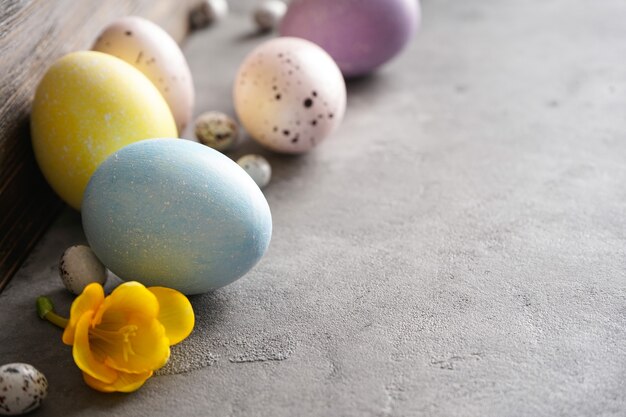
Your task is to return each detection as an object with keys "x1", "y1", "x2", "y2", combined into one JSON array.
[
  {"x1": 0, "y1": 363, "x2": 47, "y2": 416},
  {"x1": 194, "y1": 112, "x2": 239, "y2": 152},
  {"x1": 234, "y1": 37, "x2": 346, "y2": 154},
  {"x1": 59, "y1": 245, "x2": 107, "y2": 295},
  {"x1": 237, "y1": 155, "x2": 272, "y2": 189},
  {"x1": 253, "y1": 0, "x2": 287, "y2": 31}
]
